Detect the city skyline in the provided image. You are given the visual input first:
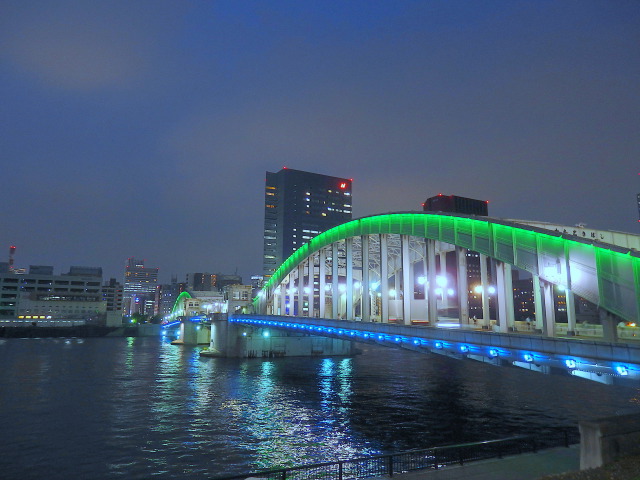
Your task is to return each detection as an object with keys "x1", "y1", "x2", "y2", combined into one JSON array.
[{"x1": 1, "y1": 1, "x2": 639, "y2": 283}]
